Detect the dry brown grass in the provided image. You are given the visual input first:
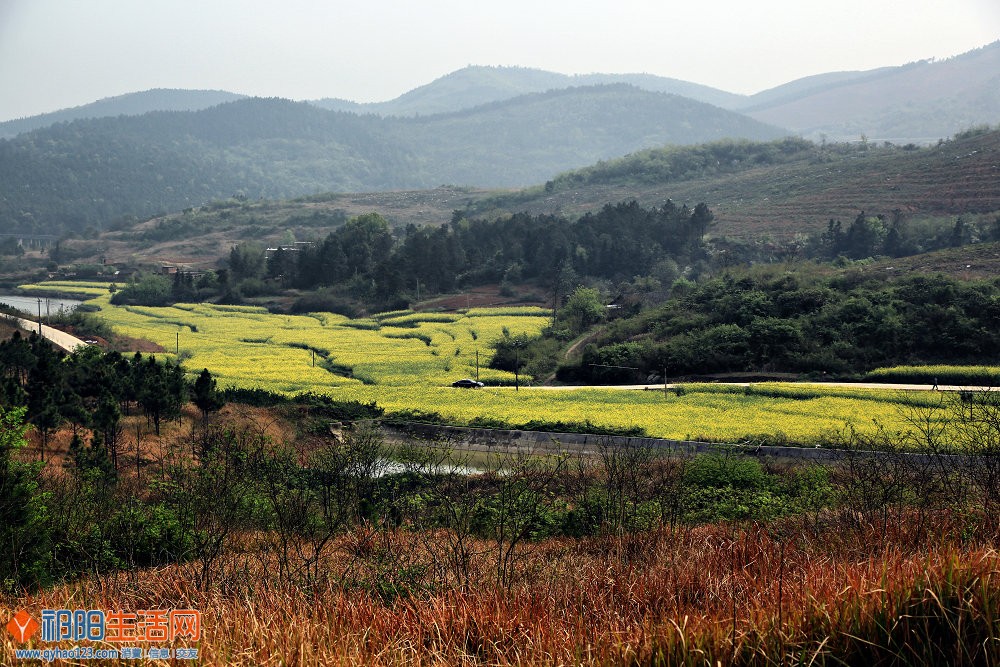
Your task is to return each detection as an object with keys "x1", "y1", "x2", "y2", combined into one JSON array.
[{"x1": 3, "y1": 514, "x2": 998, "y2": 666}]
